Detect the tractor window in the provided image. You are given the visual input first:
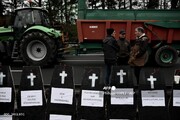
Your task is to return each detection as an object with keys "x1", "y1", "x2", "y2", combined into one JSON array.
[
  {"x1": 26, "y1": 11, "x2": 33, "y2": 25},
  {"x1": 14, "y1": 11, "x2": 24, "y2": 28},
  {"x1": 14, "y1": 12, "x2": 23, "y2": 28},
  {"x1": 14, "y1": 10, "x2": 28, "y2": 38},
  {"x1": 14, "y1": 10, "x2": 33, "y2": 28},
  {"x1": 14, "y1": 9, "x2": 51, "y2": 29},
  {"x1": 33, "y1": 10, "x2": 42, "y2": 25},
  {"x1": 33, "y1": 10, "x2": 51, "y2": 27},
  {"x1": 41, "y1": 12, "x2": 51, "y2": 27}
]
